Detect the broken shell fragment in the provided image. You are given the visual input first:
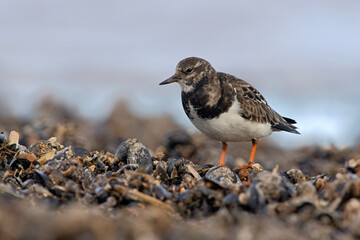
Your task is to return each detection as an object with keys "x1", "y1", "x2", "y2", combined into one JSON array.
[{"x1": 8, "y1": 131, "x2": 20, "y2": 149}]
